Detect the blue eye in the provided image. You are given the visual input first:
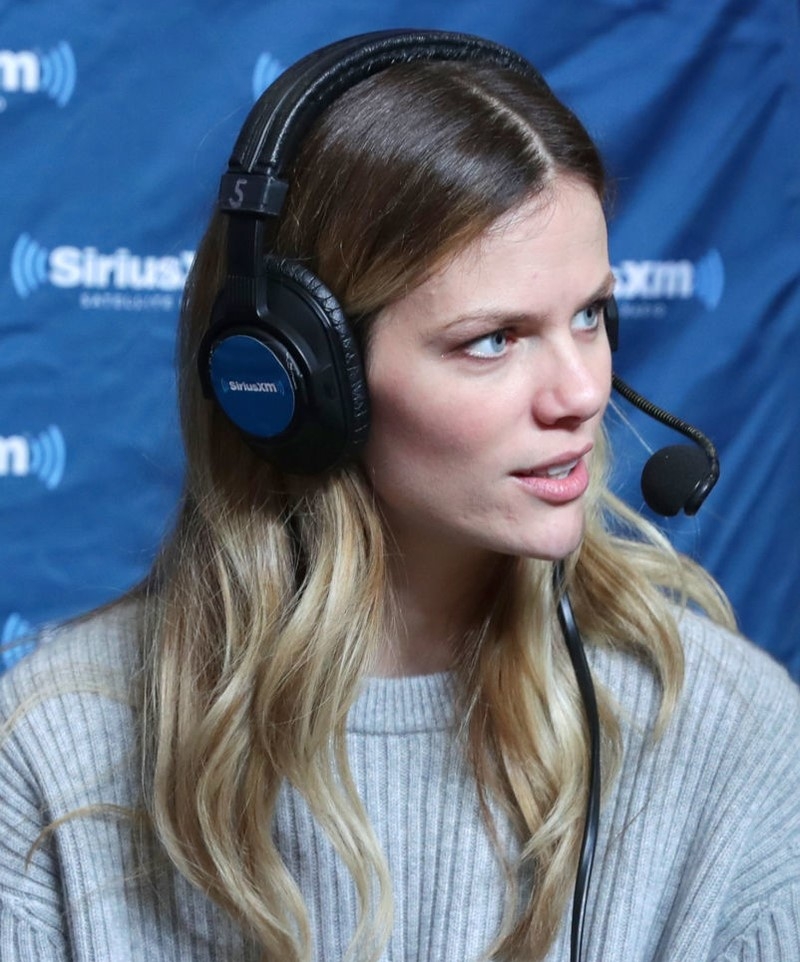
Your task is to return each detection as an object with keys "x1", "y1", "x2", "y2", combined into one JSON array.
[
  {"x1": 571, "y1": 301, "x2": 605, "y2": 332},
  {"x1": 465, "y1": 330, "x2": 508, "y2": 358}
]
